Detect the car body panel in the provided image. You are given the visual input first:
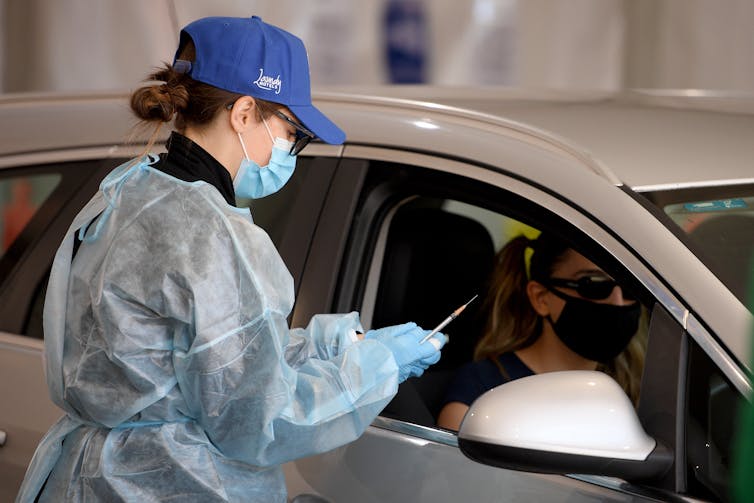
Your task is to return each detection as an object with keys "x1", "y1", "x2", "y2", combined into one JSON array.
[
  {"x1": 291, "y1": 422, "x2": 659, "y2": 503},
  {"x1": 319, "y1": 87, "x2": 754, "y2": 188},
  {"x1": 0, "y1": 93, "x2": 149, "y2": 158},
  {"x1": 0, "y1": 333, "x2": 62, "y2": 503}
]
